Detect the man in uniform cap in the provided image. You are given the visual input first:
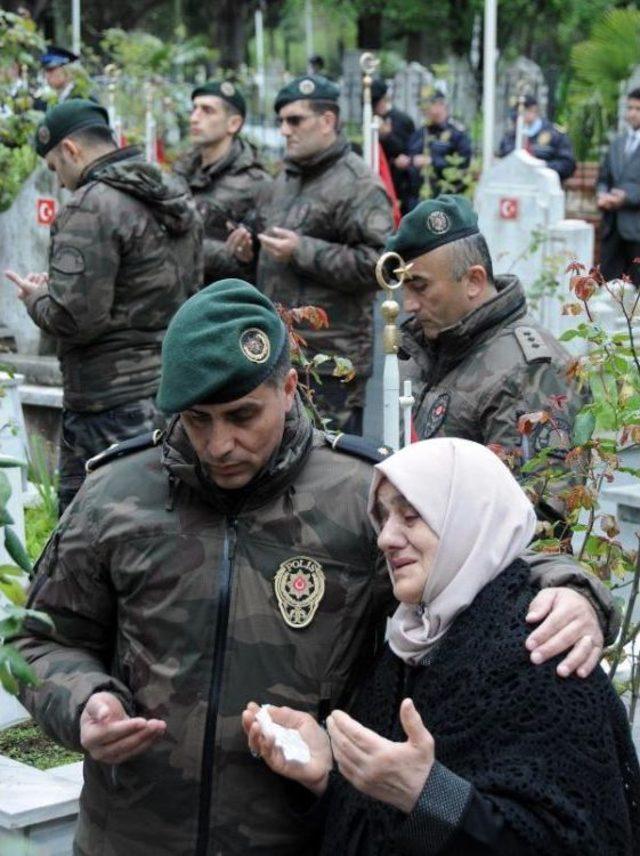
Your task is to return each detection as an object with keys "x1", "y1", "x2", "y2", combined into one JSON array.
[
  {"x1": 5, "y1": 99, "x2": 203, "y2": 512},
  {"x1": 173, "y1": 80, "x2": 272, "y2": 284},
  {"x1": 371, "y1": 78, "x2": 415, "y2": 215},
  {"x1": 14, "y1": 278, "x2": 614, "y2": 854},
  {"x1": 228, "y1": 74, "x2": 395, "y2": 433},
  {"x1": 34, "y1": 45, "x2": 94, "y2": 109},
  {"x1": 388, "y1": 194, "x2": 587, "y2": 523},
  {"x1": 400, "y1": 89, "x2": 472, "y2": 208},
  {"x1": 498, "y1": 94, "x2": 576, "y2": 180}
]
